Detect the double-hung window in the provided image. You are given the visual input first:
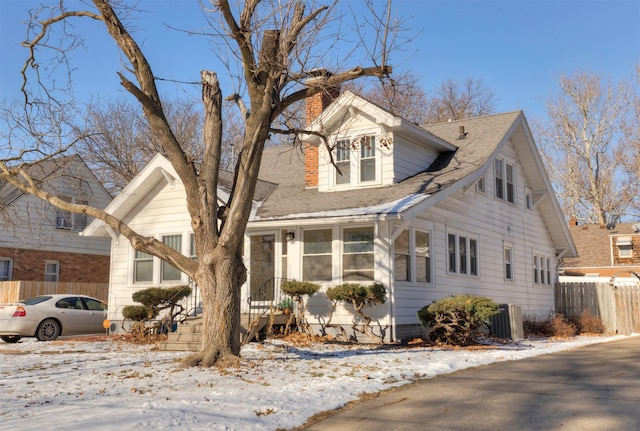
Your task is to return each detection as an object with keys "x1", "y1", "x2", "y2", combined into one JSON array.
[
  {"x1": 495, "y1": 158, "x2": 515, "y2": 204},
  {"x1": 45, "y1": 261, "x2": 59, "y2": 282},
  {"x1": 134, "y1": 250, "x2": 153, "y2": 283},
  {"x1": 336, "y1": 139, "x2": 351, "y2": 185},
  {"x1": 343, "y1": 226, "x2": 374, "y2": 281},
  {"x1": 395, "y1": 229, "x2": 431, "y2": 283},
  {"x1": 394, "y1": 230, "x2": 410, "y2": 282},
  {"x1": 161, "y1": 235, "x2": 182, "y2": 282},
  {"x1": 360, "y1": 136, "x2": 376, "y2": 182},
  {"x1": 504, "y1": 243, "x2": 513, "y2": 281},
  {"x1": 303, "y1": 229, "x2": 332, "y2": 281}
]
